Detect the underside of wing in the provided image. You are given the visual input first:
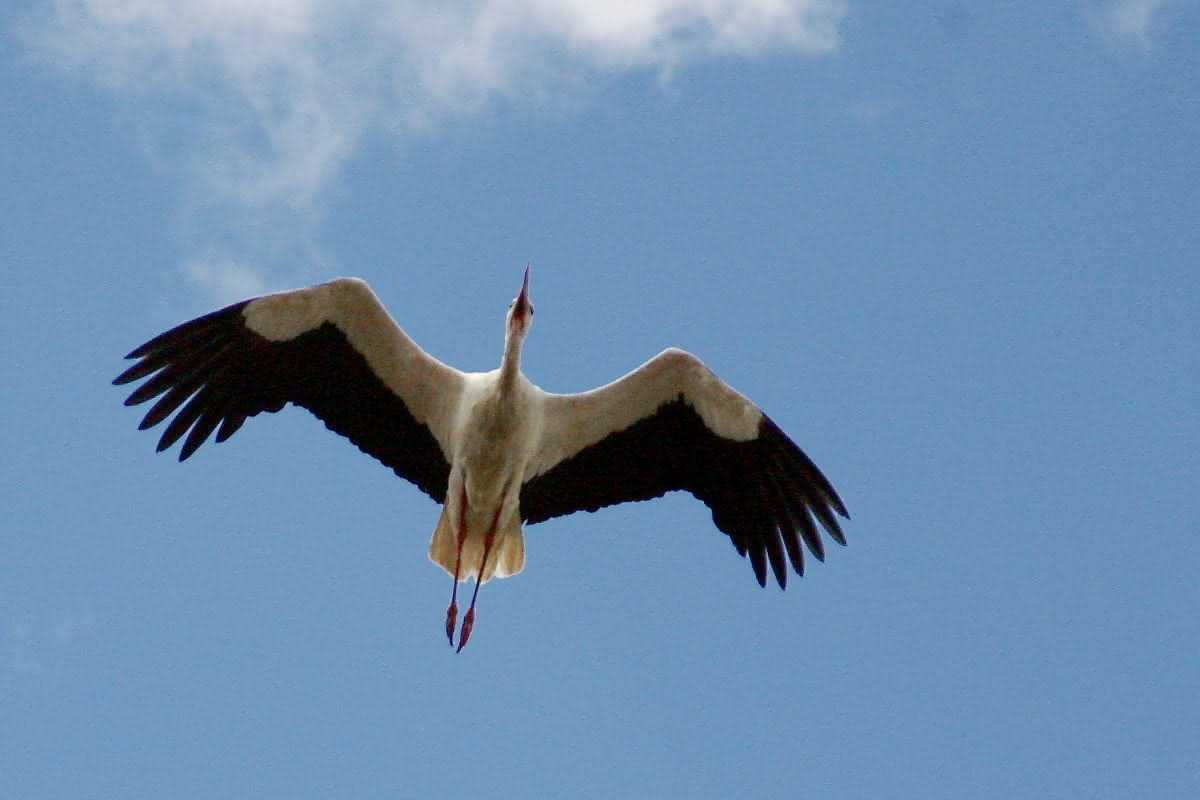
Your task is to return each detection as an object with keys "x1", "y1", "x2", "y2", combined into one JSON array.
[
  {"x1": 114, "y1": 279, "x2": 459, "y2": 503},
  {"x1": 520, "y1": 350, "x2": 848, "y2": 588}
]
